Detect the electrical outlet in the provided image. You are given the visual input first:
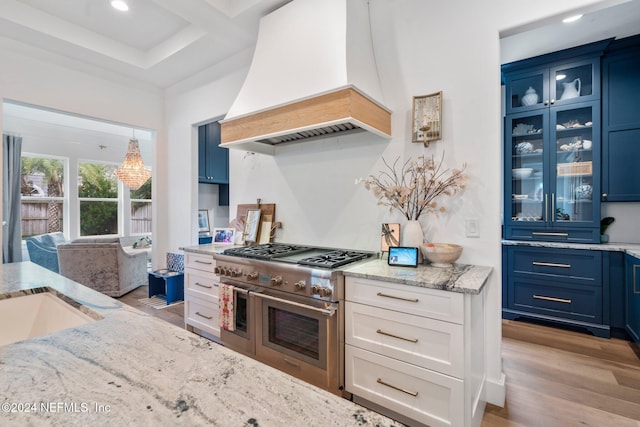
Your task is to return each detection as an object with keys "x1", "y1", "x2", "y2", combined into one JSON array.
[{"x1": 465, "y1": 218, "x2": 480, "y2": 238}]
